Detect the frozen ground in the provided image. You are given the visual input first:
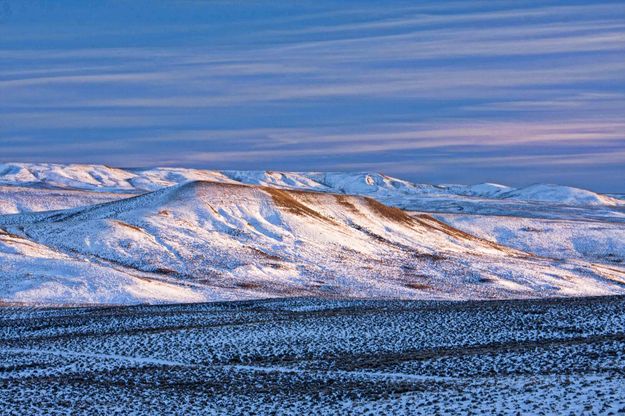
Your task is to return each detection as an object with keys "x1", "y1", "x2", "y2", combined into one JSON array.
[{"x1": 1, "y1": 296, "x2": 625, "y2": 415}]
